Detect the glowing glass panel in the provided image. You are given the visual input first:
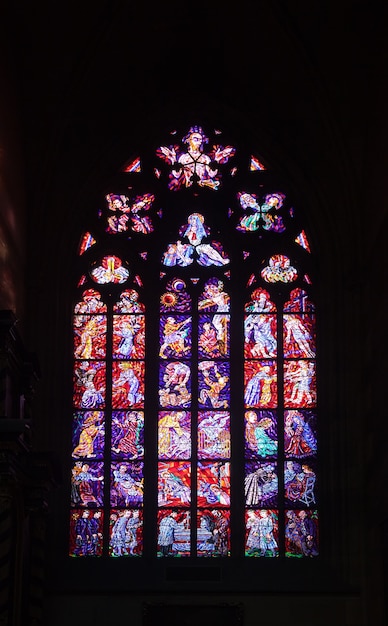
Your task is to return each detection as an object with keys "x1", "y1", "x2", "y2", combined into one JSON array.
[
  {"x1": 113, "y1": 314, "x2": 145, "y2": 359},
  {"x1": 109, "y1": 509, "x2": 143, "y2": 556},
  {"x1": 197, "y1": 509, "x2": 230, "y2": 557},
  {"x1": 112, "y1": 362, "x2": 145, "y2": 408},
  {"x1": 72, "y1": 411, "x2": 105, "y2": 460},
  {"x1": 156, "y1": 125, "x2": 235, "y2": 191},
  {"x1": 295, "y1": 230, "x2": 311, "y2": 252},
  {"x1": 250, "y1": 155, "x2": 266, "y2": 171},
  {"x1": 245, "y1": 461, "x2": 278, "y2": 507},
  {"x1": 285, "y1": 510, "x2": 319, "y2": 557},
  {"x1": 158, "y1": 411, "x2": 191, "y2": 459},
  {"x1": 69, "y1": 510, "x2": 104, "y2": 557},
  {"x1": 71, "y1": 461, "x2": 104, "y2": 508},
  {"x1": 237, "y1": 192, "x2": 285, "y2": 233},
  {"x1": 198, "y1": 411, "x2": 230, "y2": 459},
  {"x1": 79, "y1": 232, "x2": 97, "y2": 255},
  {"x1": 90, "y1": 256, "x2": 129, "y2": 284},
  {"x1": 245, "y1": 510, "x2": 279, "y2": 557},
  {"x1": 122, "y1": 156, "x2": 141, "y2": 173},
  {"x1": 157, "y1": 509, "x2": 191, "y2": 557},
  {"x1": 111, "y1": 410, "x2": 144, "y2": 459}
]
